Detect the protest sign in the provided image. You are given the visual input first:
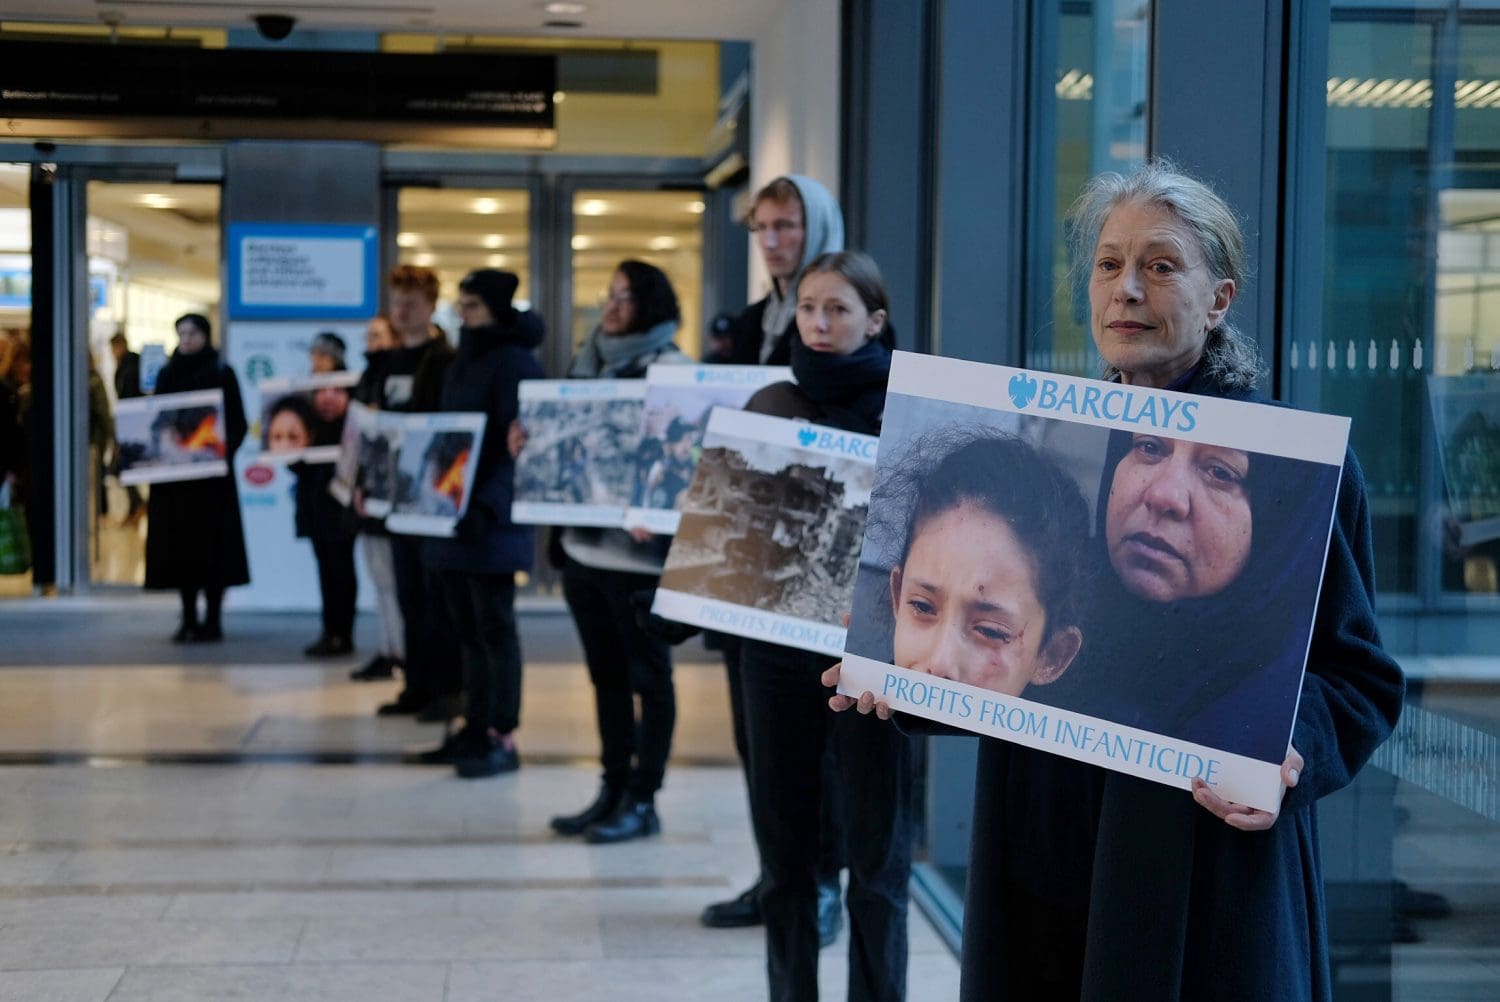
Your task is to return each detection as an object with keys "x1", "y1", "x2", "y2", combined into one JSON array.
[
  {"x1": 511, "y1": 379, "x2": 647, "y2": 527},
  {"x1": 622, "y1": 365, "x2": 792, "y2": 534},
  {"x1": 385, "y1": 412, "x2": 487, "y2": 537},
  {"x1": 838, "y1": 352, "x2": 1350, "y2": 811},
  {"x1": 255, "y1": 371, "x2": 359, "y2": 464},
  {"x1": 116, "y1": 388, "x2": 229, "y2": 485},
  {"x1": 654, "y1": 408, "x2": 877, "y2": 657}
]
